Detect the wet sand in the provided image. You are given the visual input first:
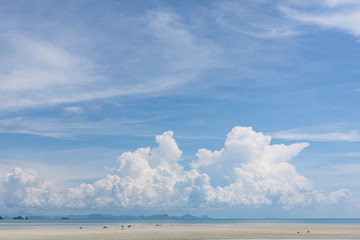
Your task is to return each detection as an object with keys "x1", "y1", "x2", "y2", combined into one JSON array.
[{"x1": 0, "y1": 224, "x2": 360, "y2": 239}]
